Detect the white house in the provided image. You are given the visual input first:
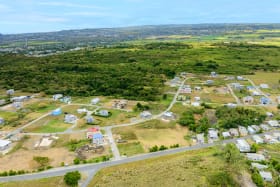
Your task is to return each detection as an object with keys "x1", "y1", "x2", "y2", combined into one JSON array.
[
  {"x1": 251, "y1": 125, "x2": 261, "y2": 133},
  {"x1": 191, "y1": 102, "x2": 200, "y2": 107},
  {"x1": 162, "y1": 111, "x2": 175, "y2": 121},
  {"x1": 222, "y1": 132, "x2": 231, "y2": 138},
  {"x1": 252, "y1": 135, "x2": 264, "y2": 144},
  {"x1": 248, "y1": 126, "x2": 256, "y2": 134},
  {"x1": 0, "y1": 139, "x2": 11, "y2": 151},
  {"x1": 208, "y1": 128, "x2": 218, "y2": 140},
  {"x1": 6, "y1": 89, "x2": 14, "y2": 95},
  {"x1": 246, "y1": 153, "x2": 265, "y2": 161},
  {"x1": 196, "y1": 133, "x2": 205, "y2": 144},
  {"x1": 140, "y1": 111, "x2": 152, "y2": 119},
  {"x1": 64, "y1": 114, "x2": 78, "y2": 124},
  {"x1": 266, "y1": 112, "x2": 274, "y2": 118},
  {"x1": 268, "y1": 120, "x2": 280, "y2": 127},
  {"x1": 251, "y1": 163, "x2": 268, "y2": 170},
  {"x1": 259, "y1": 171, "x2": 273, "y2": 182},
  {"x1": 53, "y1": 94, "x2": 63, "y2": 101},
  {"x1": 238, "y1": 126, "x2": 248, "y2": 136},
  {"x1": 91, "y1": 98, "x2": 100, "y2": 105},
  {"x1": 226, "y1": 103, "x2": 237, "y2": 108},
  {"x1": 229, "y1": 128, "x2": 239, "y2": 137},
  {"x1": 77, "y1": 108, "x2": 88, "y2": 114},
  {"x1": 236, "y1": 139, "x2": 250, "y2": 152},
  {"x1": 260, "y1": 124, "x2": 270, "y2": 131},
  {"x1": 98, "y1": 110, "x2": 110, "y2": 117},
  {"x1": 237, "y1": 76, "x2": 245, "y2": 81},
  {"x1": 205, "y1": 80, "x2": 214, "y2": 85},
  {"x1": 259, "y1": 84, "x2": 269, "y2": 89}
]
